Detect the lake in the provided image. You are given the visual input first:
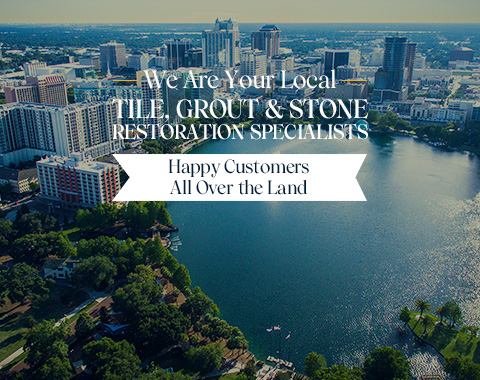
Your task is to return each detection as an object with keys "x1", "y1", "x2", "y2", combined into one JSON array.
[{"x1": 169, "y1": 132, "x2": 480, "y2": 378}]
